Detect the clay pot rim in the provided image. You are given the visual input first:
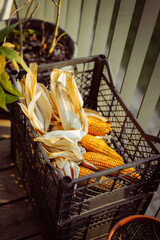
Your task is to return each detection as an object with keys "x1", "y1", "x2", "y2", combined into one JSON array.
[{"x1": 107, "y1": 215, "x2": 160, "y2": 240}]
